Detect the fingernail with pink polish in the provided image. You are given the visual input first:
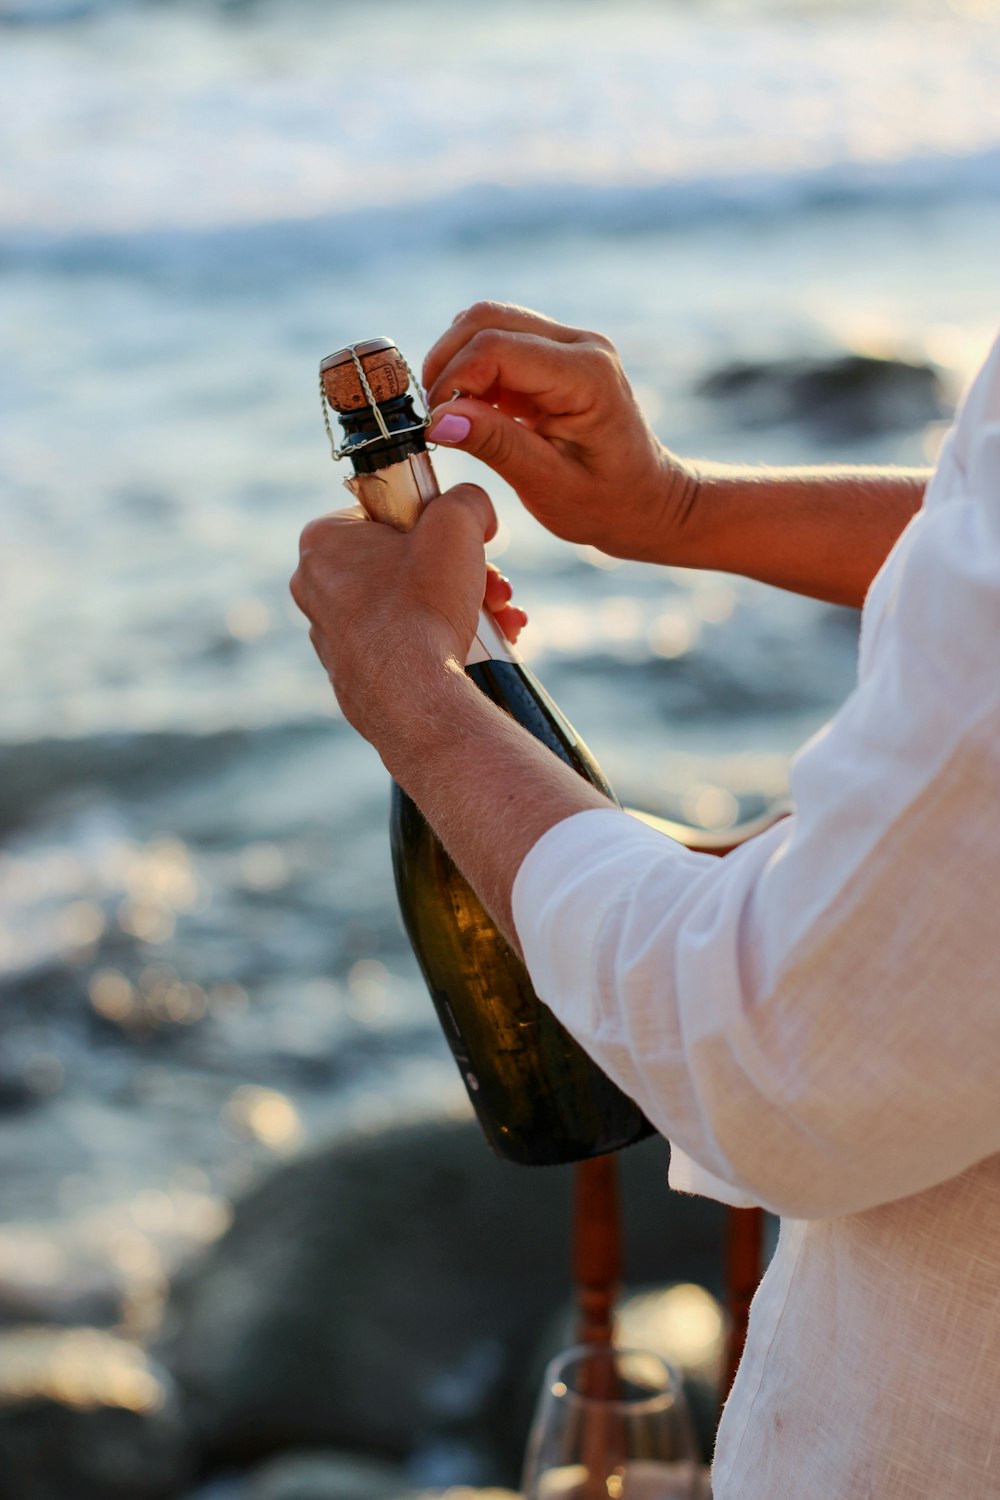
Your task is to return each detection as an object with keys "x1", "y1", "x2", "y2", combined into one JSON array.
[{"x1": 427, "y1": 413, "x2": 471, "y2": 444}]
